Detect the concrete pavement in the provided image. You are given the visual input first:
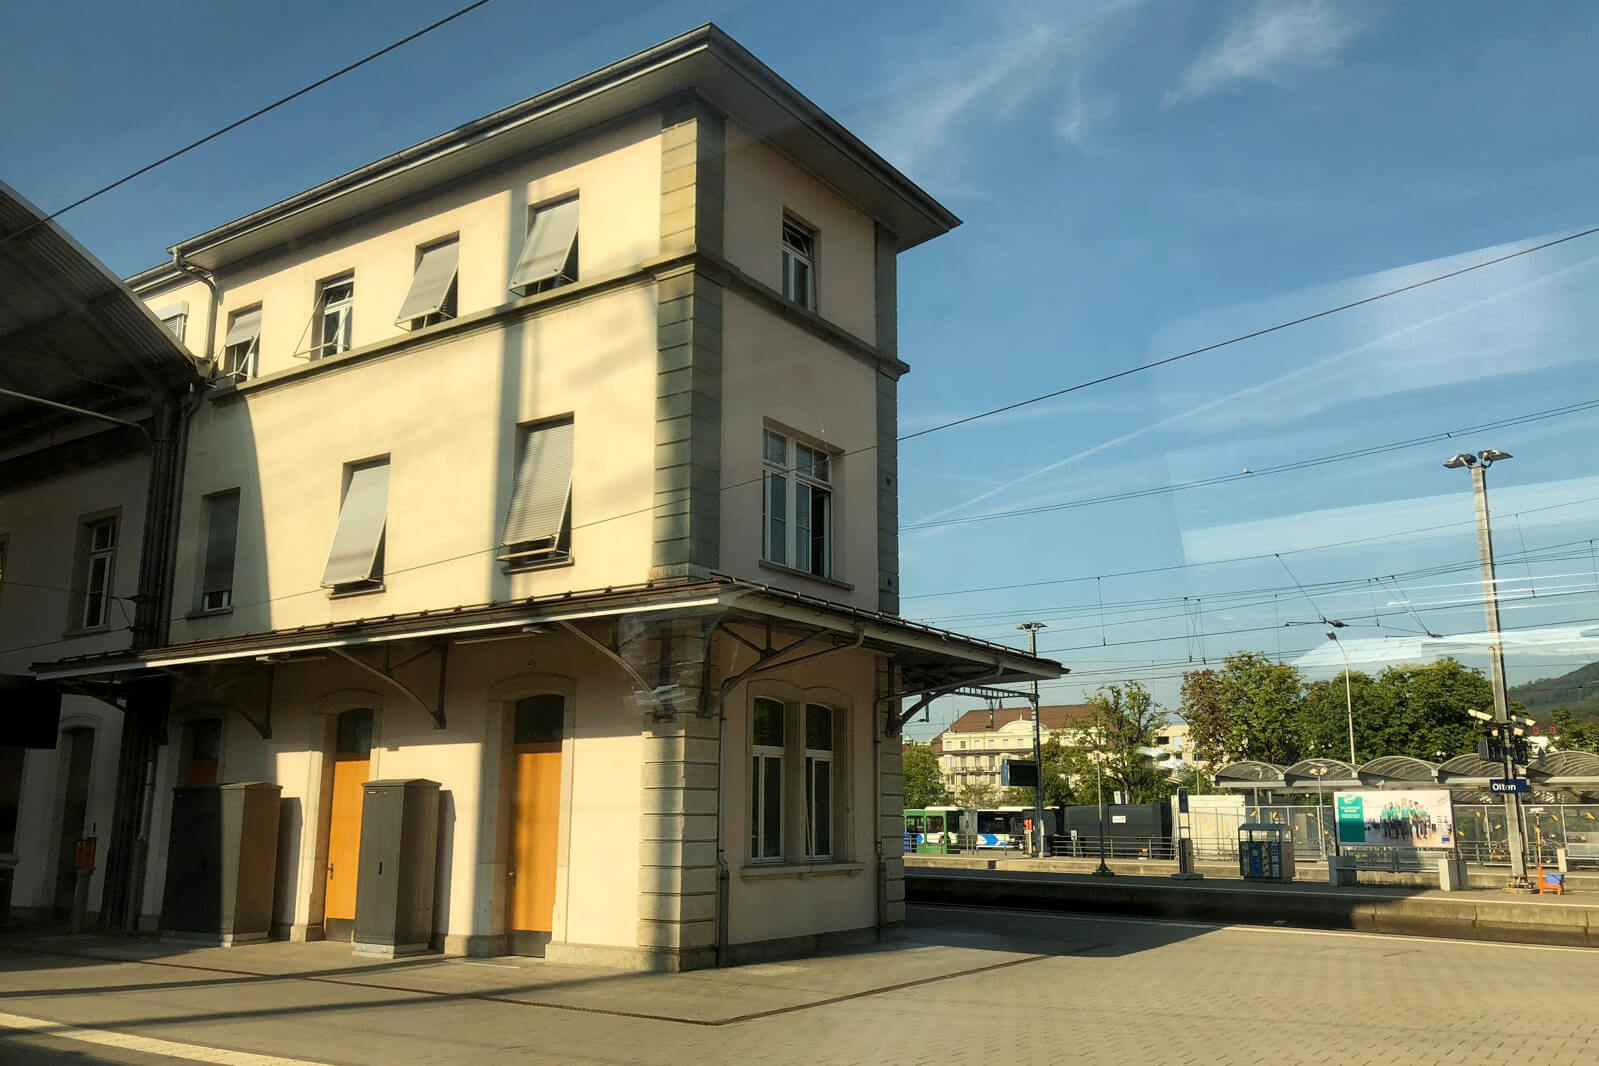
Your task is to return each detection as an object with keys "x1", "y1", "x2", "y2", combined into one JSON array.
[{"x1": 2, "y1": 908, "x2": 1596, "y2": 1065}]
